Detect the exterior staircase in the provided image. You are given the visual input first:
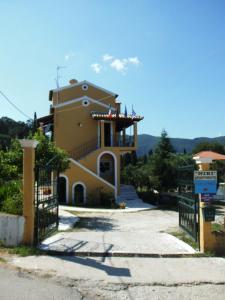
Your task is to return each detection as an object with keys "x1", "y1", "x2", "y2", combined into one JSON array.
[
  {"x1": 116, "y1": 184, "x2": 154, "y2": 209},
  {"x1": 69, "y1": 138, "x2": 99, "y2": 161},
  {"x1": 116, "y1": 184, "x2": 141, "y2": 202}
]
